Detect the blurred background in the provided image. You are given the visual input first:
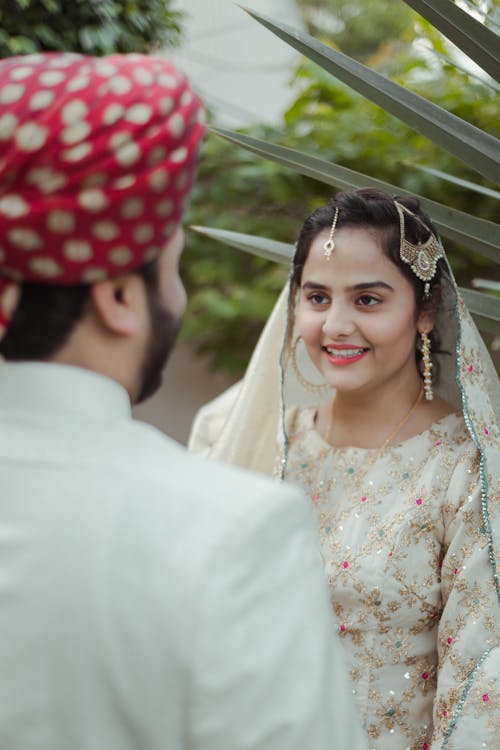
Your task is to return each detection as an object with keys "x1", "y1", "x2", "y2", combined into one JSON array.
[
  {"x1": 136, "y1": 0, "x2": 304, "y2": 441},
  {"x1": 2, "y1": 0, "x2": 499, "y2": 442}
]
